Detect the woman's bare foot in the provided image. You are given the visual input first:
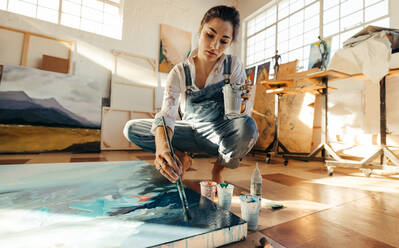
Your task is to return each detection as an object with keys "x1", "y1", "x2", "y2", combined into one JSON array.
[
  {"x1": 212, "y1": 159, "x2": 225, "y2": 184},
  {"x1": 175, "y1": 150, "x2": 192, "y2": 178}
]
